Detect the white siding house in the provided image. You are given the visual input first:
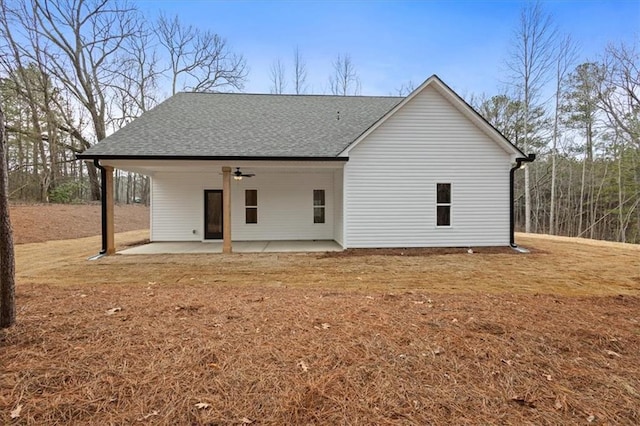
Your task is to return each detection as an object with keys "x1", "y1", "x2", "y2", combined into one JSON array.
[
  {"x1": 78, "y1": 75, "x2": 532, "y2": 253},
  {"x1": 342, "y1": 84, "x2": 512, "y2": 247}
]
